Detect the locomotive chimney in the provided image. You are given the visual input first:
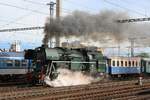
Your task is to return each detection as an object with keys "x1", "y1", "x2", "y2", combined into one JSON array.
[{"x1": 42, "y1": 44, "x2": 48, "y2": 48}]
